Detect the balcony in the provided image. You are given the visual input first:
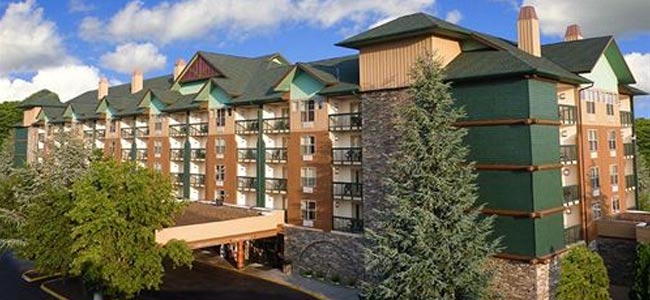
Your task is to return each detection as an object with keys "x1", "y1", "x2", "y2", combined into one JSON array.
[
  {"x1": 560, "y1": 145, "x2": 577, "y2": 164},
  {"x1": 235, "y1": 119, "x2": 259, "y2": 134},
  {"x1": 238, "y1": 176, "x2": 257, "y2": 191},
  {"x1": 190, "y1": 174, "x2": 205, "y2": 188},
  {"x1": 564, "y1": 225, "x2": 583, "y2": 245},
  {"x1": 624, "y1": 143, "x2": 635, "y2": 157},
  {"x1": 238, "y1": 148, "x2": 257, "y2": 162},
  {"x1": 563, "y1": 185, "x2": 579, "y2": 206},
  {"x1": 135, "y1": 126, "x2": 149, "y2": 138},
  {"x1": 136, "y1": 149, "x2": 148, "y2": 161},
  {"x1": 333, "y1": 216, "x2": 363, "y2": 234},
  {"x1": 189, "y1": 122, "x2": 209, "y2": 136},
  {"x1": 121, "y1": 149, "x2": 132, "y2": 160},
  {"x1": 96, "y1": 129, "x2": 105, "y2": 140},
  {"x1": 171, "y1": 173, "x2": 184, "y2": 186},
  {"x1": 329, "y1": 112, "x2": 362, "y2": 131},
  {"x1": 170, "y1": 149, "x2": 184, "y2": 161},
  {"x1": 558, "y1": 105, "x2": 577, "y2": 125},
  {"x1": 333, "y1": 147, "x2": 362, "y2": 165},
  {"x1": 169, "y1": 124, "x2": 188, "y2": 137},
  {"x1": 333, "y1": 182, "x2": 363, "y2": 200},
  {"x1": 83, "y1": 130, "x2": 93, "y2": 139},
  {"x1": 121, "y1": 128, "x2": 135, "y2": 139},
  {"x1": 265, "y1": 178, "x2": 287, "y2": 193},
  {"x1": 190, "y1": 148, "x2": 206, "y2": 161},
  {"x1": 266, "y1": 148, "x2": 287, "y2": 163},
  {"x1": 263, "y1": 117, "x2": 290, "y2": 133},
  {"x1": 625, "y1": 175, "x2": 635, "y2": 189}
]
